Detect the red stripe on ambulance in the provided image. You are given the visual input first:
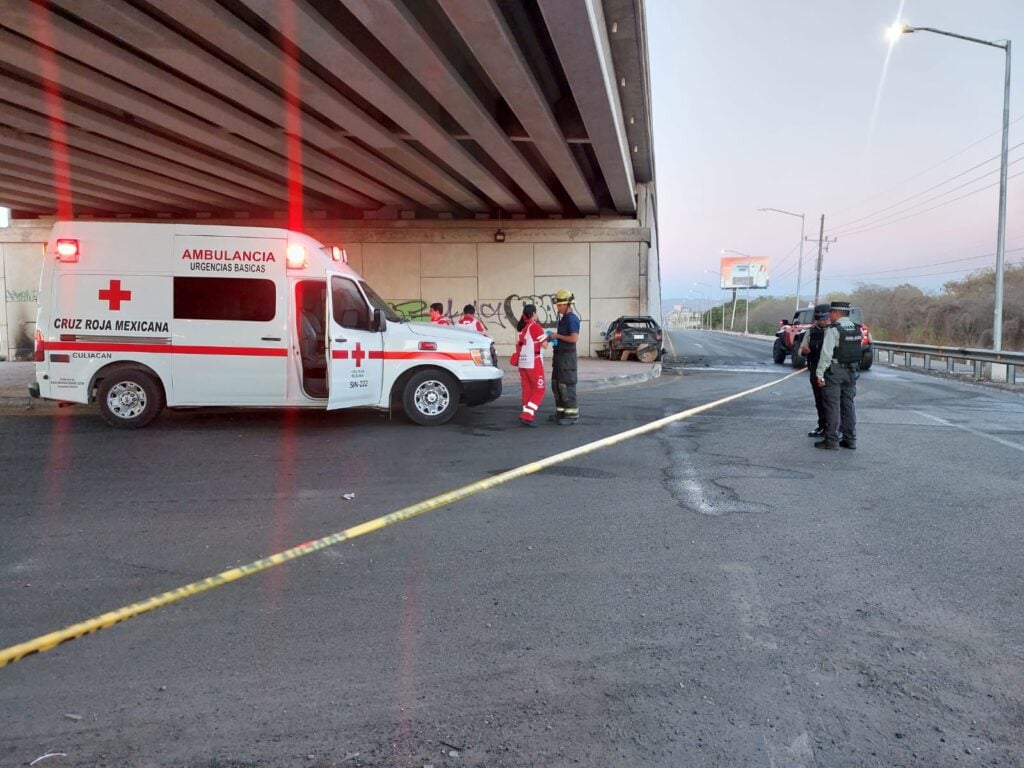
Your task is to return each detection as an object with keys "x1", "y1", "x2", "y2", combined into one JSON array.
[{"x1": 42, "y1": 341, "x2": 287, "y2": 357}]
